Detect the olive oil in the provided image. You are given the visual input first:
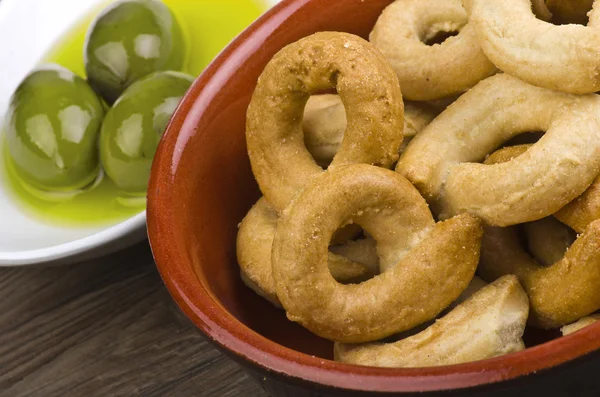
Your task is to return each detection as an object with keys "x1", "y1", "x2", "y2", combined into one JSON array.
[{"x1": 2, "y1": 0, "x2": 267, "y2": 226}]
